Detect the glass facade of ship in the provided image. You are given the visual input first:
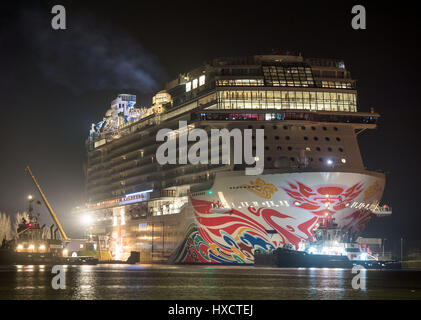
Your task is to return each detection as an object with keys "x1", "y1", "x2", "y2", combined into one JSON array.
[{"x1": 216, "y1": 90, "x2": 356, "y2": 111}]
